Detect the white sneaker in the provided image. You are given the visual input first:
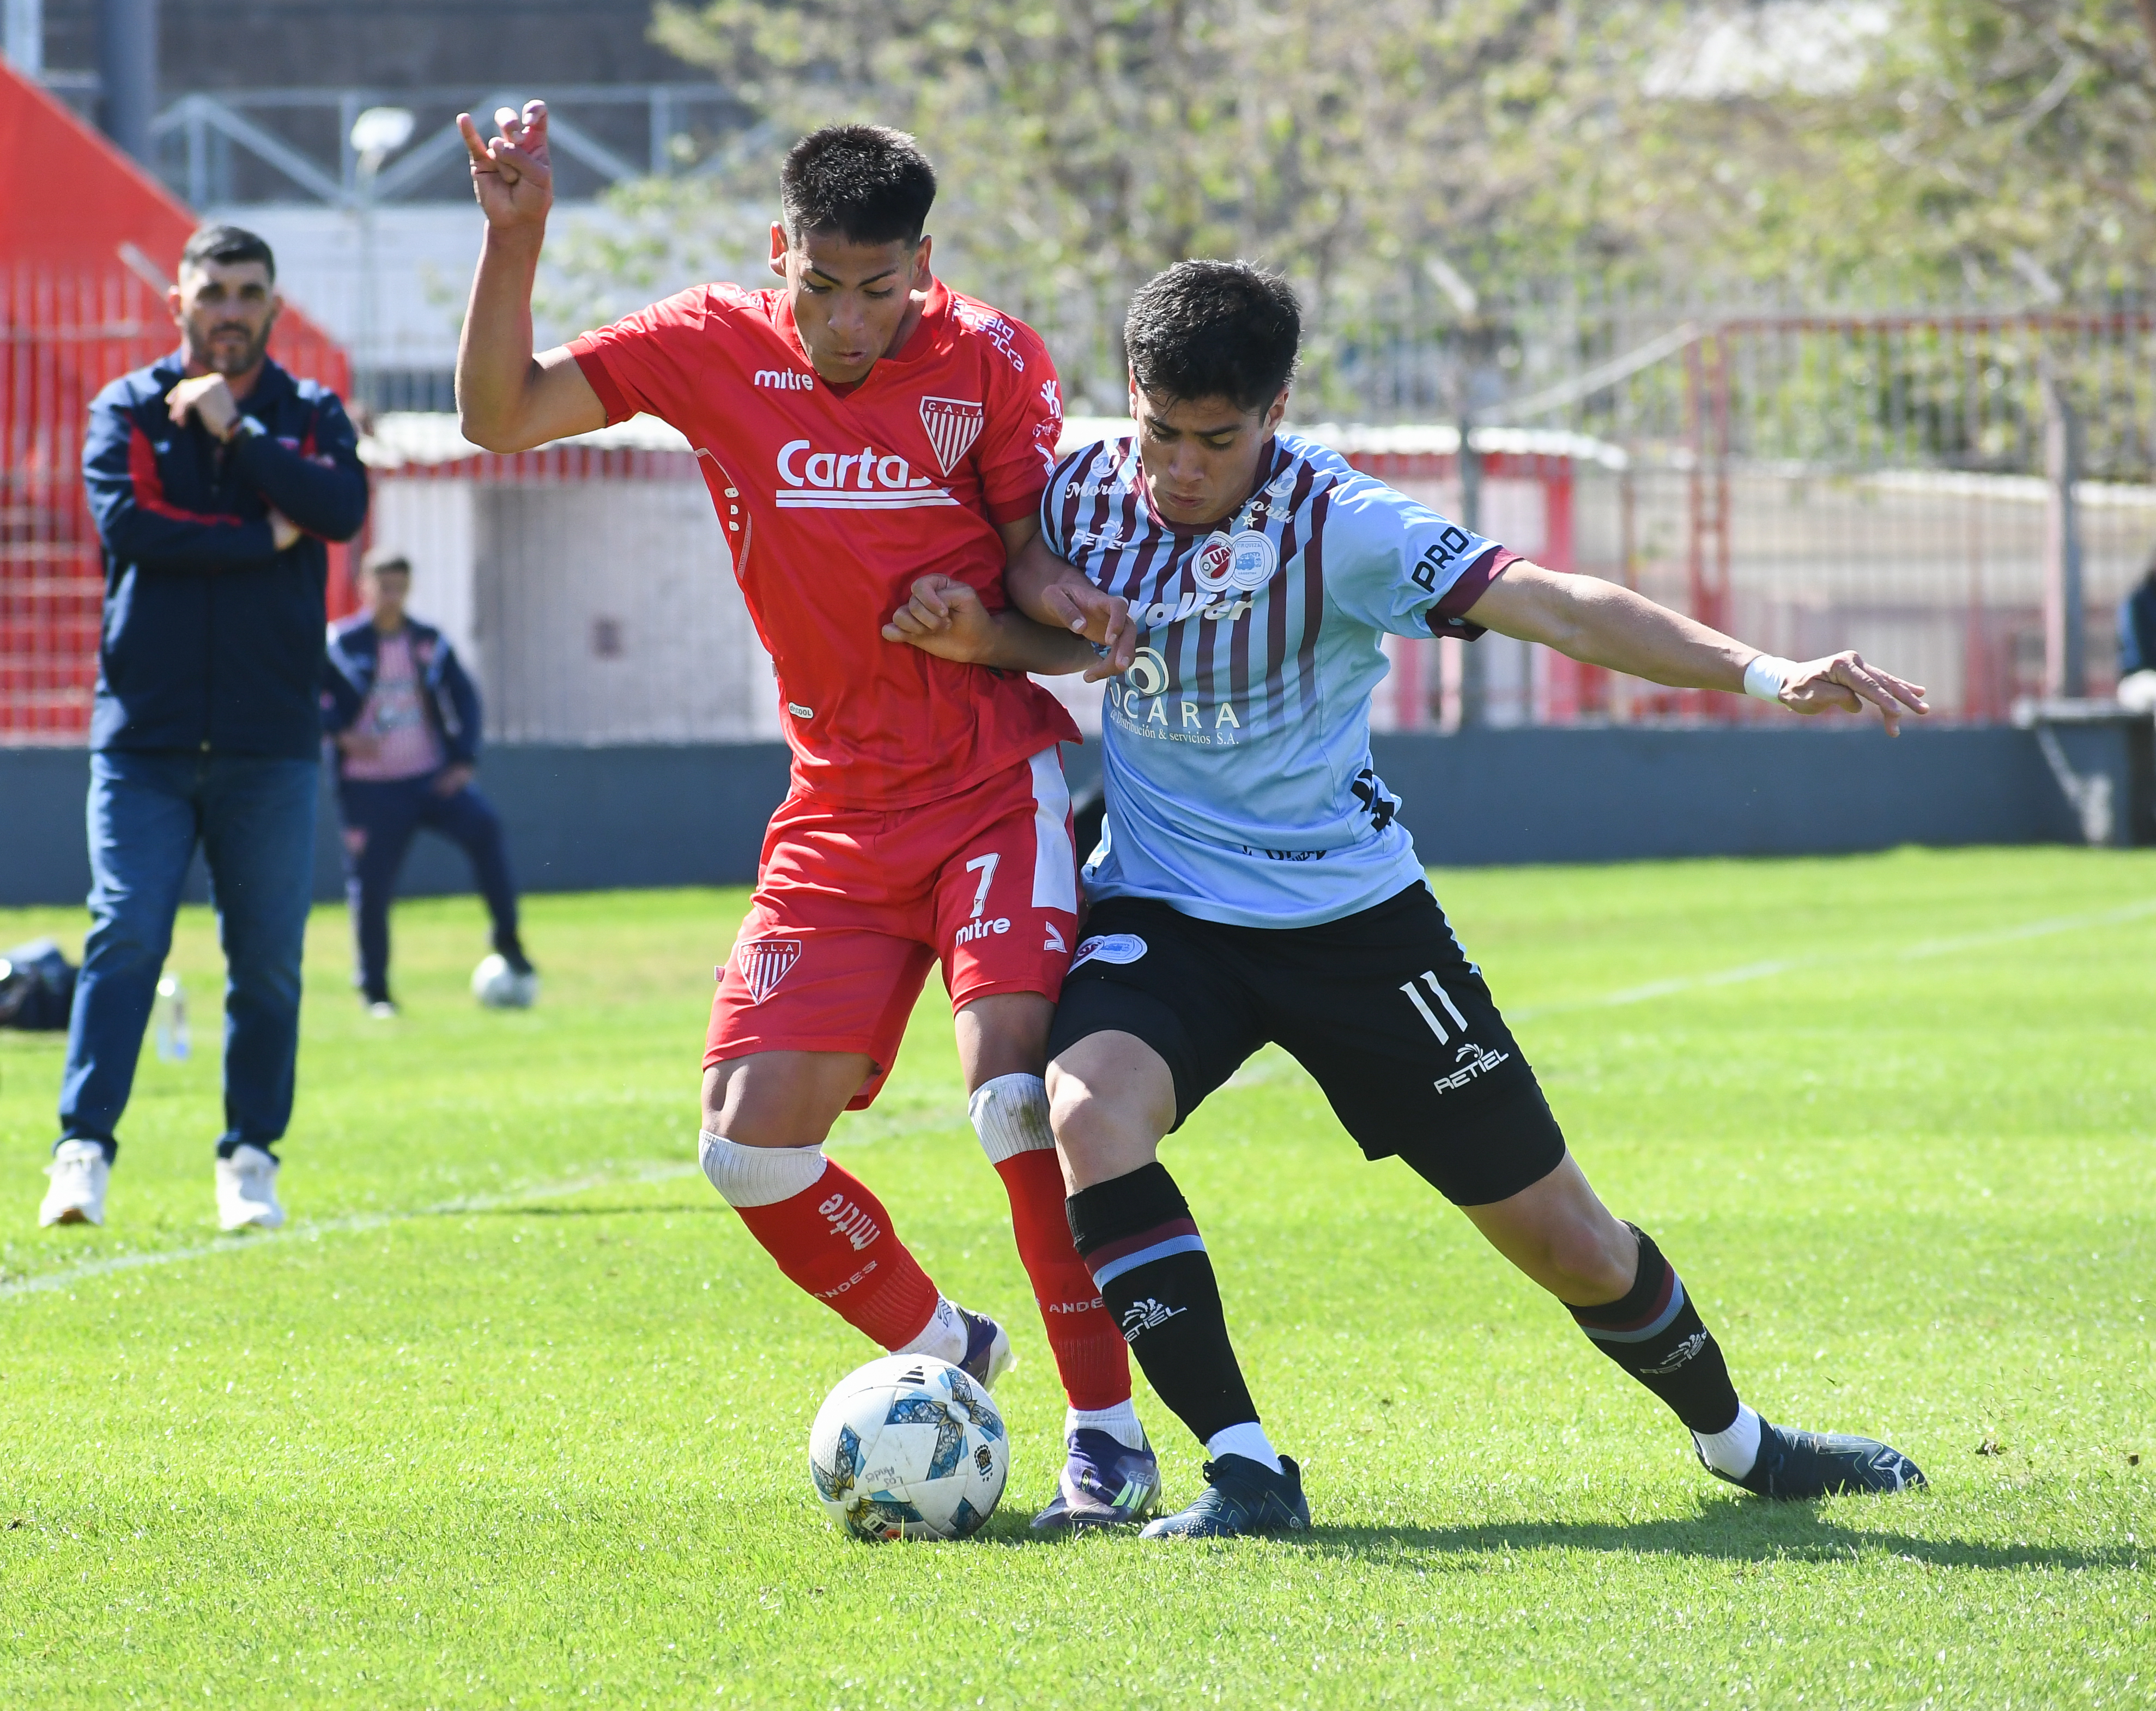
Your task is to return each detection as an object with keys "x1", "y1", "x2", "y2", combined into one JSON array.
[
  {"x1": 215, "y1": 1144, "x2": 284, "y2": 1231},
  {"x1": 39, "y1": 1140, "x2": 110, "y2": 1227}
]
